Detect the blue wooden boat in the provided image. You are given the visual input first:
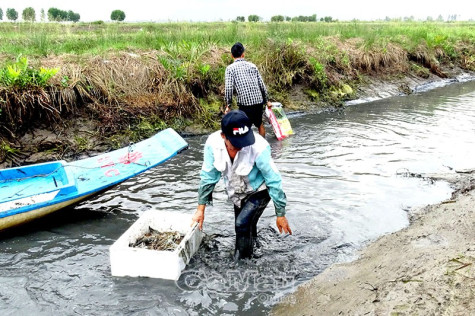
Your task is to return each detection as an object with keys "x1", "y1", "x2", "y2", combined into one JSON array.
[{"x1": 0, "y1": 128, "x2": 188, "y2": 232}]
